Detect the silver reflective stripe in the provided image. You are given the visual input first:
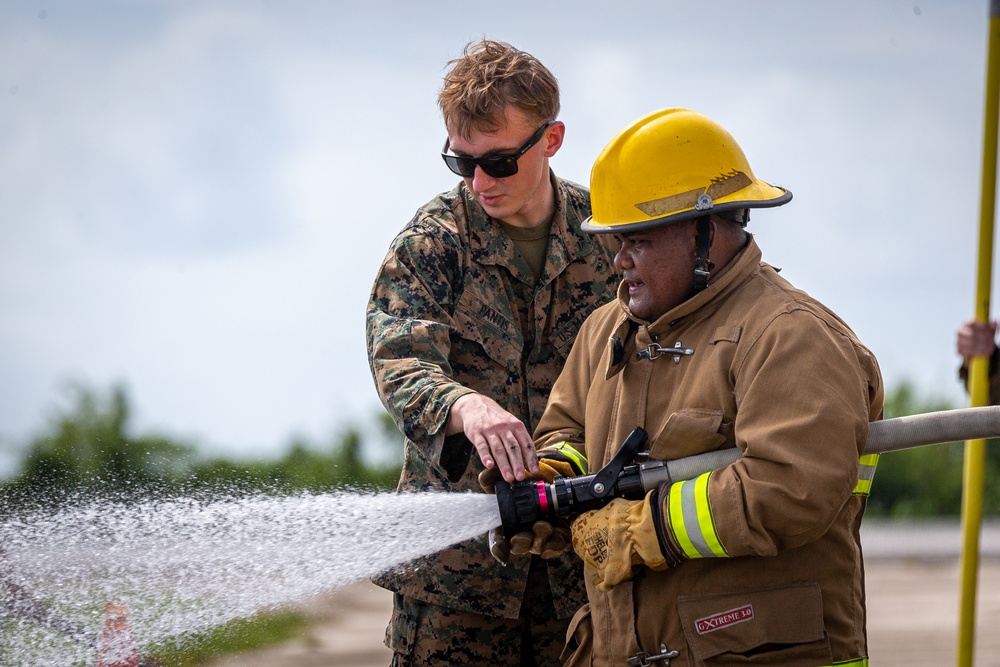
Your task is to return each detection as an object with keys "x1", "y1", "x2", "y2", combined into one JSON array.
[{"x1": 679, "y1": 480, "x2": 715, "y2": 558}]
